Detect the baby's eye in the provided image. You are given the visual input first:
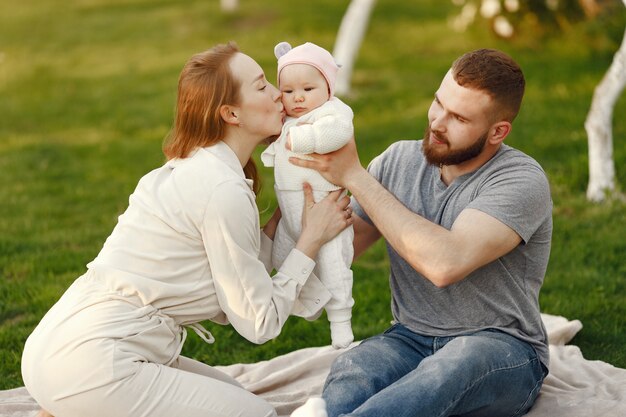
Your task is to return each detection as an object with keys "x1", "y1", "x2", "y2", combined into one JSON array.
[
  {"x1": 283, "y1": 89, "x2": 293, "y2": 94},
  {"x1": 304, "y1": 87, "x2": 314, "y2": 92}
]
